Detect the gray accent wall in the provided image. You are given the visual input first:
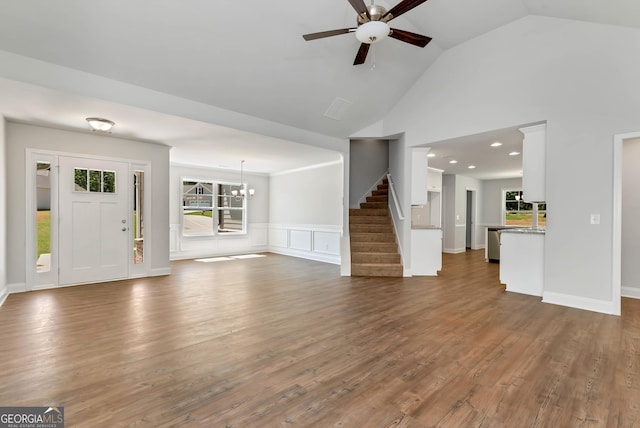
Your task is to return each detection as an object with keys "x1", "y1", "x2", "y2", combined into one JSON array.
[{"x1": 349, "y1": 139, "x2": 389, "y2": 208}]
